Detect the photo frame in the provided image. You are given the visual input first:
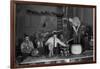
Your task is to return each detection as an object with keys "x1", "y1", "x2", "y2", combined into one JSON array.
[{"x1": 10, "y1": 0, "x2": 96, "y2": 68}]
